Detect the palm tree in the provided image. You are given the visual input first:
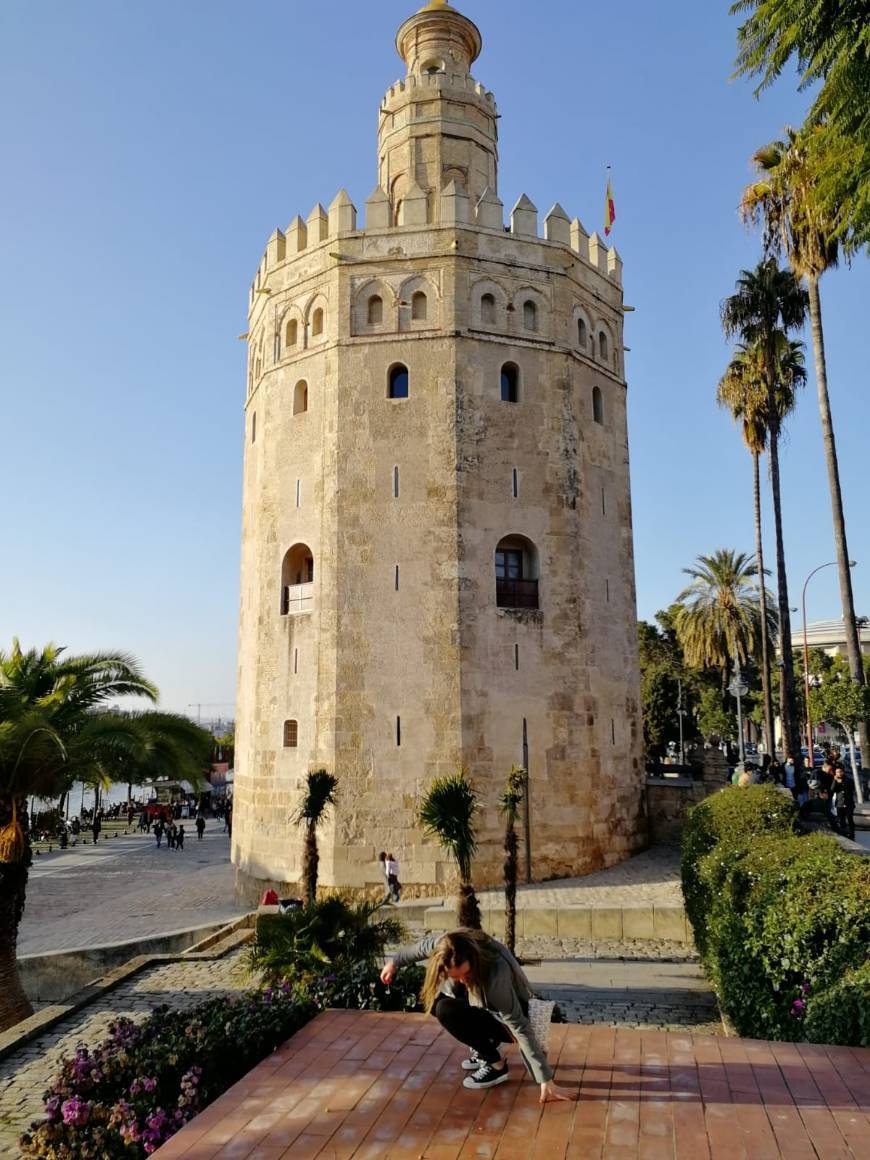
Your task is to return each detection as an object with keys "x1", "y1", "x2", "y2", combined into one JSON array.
[
  {"x1": 500, "y1": 767, "x2": 525, "y2": 953},
  {"x1": 742, "y1": 128, "x2": 870, "y2": 766},
  {"x1": 673, "y1": 549, "x2": 775, "y2": 694},
  {"x1": 716, "y1": 334, "x2": 806, "y2": 755},
  {"x1": 721, "y1": 259, "x2": 808, "y2": 758},
  {"x1": 418, "y1": 770, "x2": 481, "y2": 929},
  {"x1": 0, "y1": 642, "x2": 213, "y2": 1032},
  {"x1": 293, "y1": 769, "x2": 338, "y2": 907}
]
